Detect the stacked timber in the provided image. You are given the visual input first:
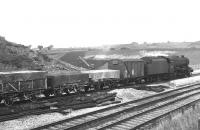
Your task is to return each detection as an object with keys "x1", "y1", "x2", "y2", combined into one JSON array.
[
  {"x1": 0, "y1": 92, "x2": 120, "y2": 116},
  {"x1": 0, "y1": 102, "x2": 51, "y2": 116},
  {"x1": 52, "y1": 92, "x2": 120, "y2": 110}
]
